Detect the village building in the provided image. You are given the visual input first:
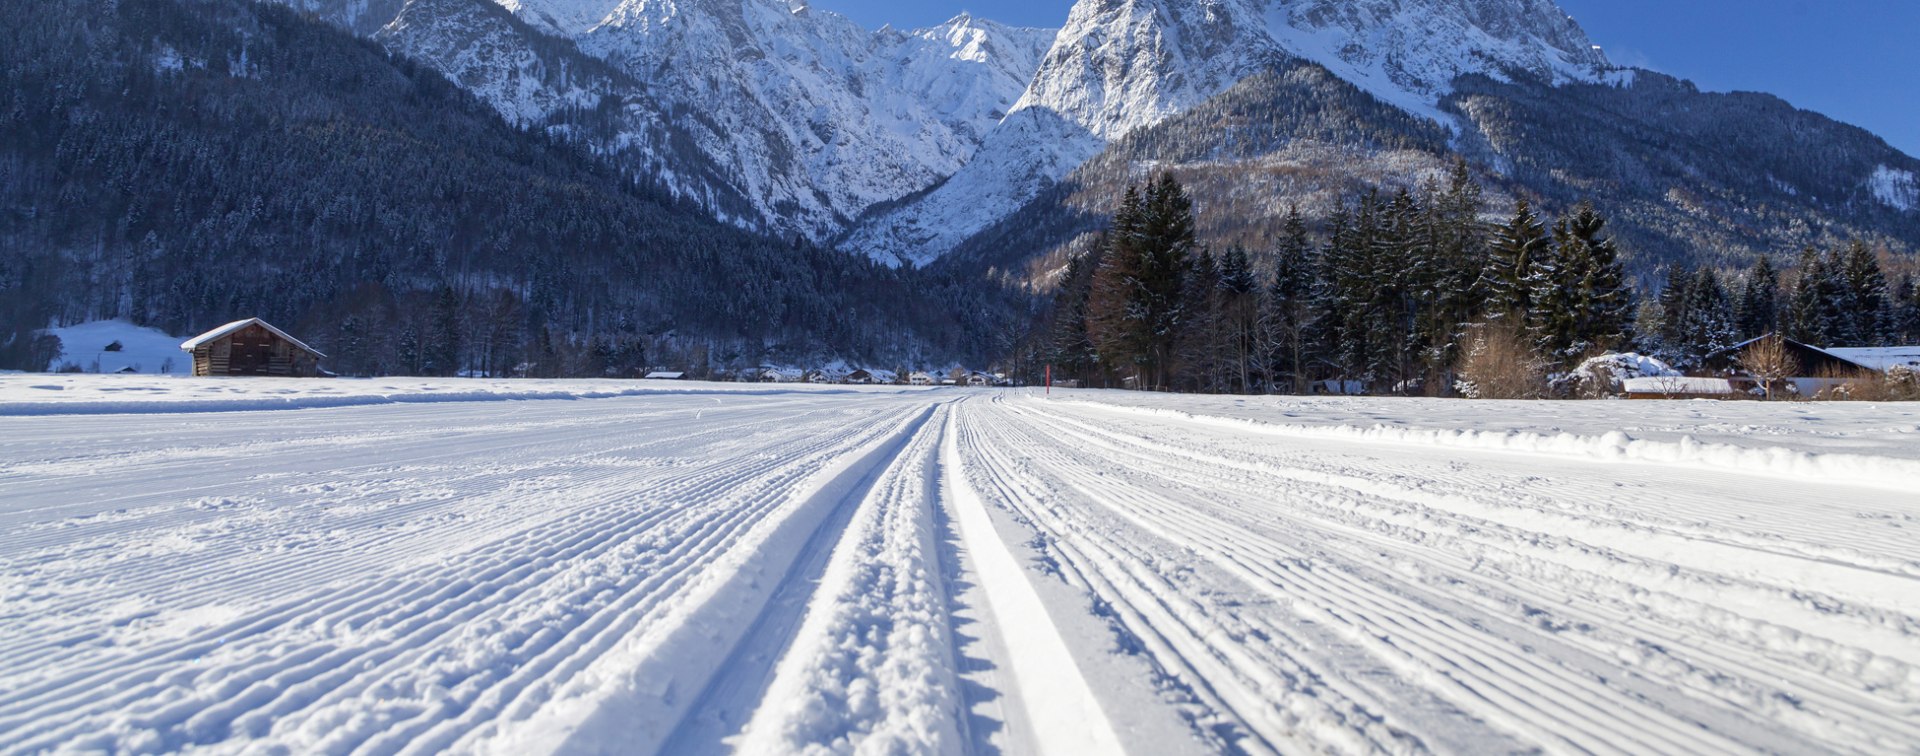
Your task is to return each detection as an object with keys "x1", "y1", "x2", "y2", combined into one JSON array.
[
  {"x1": 908, "y1": 371, "x2": 936, "y2": 386},
  {"x1": 965, "y1": 371, "x2": 994, "y2": 387},
  {"x1": 805, "y1": 368, "x2": 848, "y2": 384},
  {"x1": 759, "y1": 367, "x2": 804, "y2": 383},
  {"x1": 644, "y1": 371, "x2": 687, "y2": 380},
  {"x1": 845, "y1": 369, "x2": 898, "y2": 385},
  {"x1": 179, "y1": 318, "x2": 324, "y2": 377},
  {"x1": 1823, "y1": 346, "x2": 1920, "y2": 374}
]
